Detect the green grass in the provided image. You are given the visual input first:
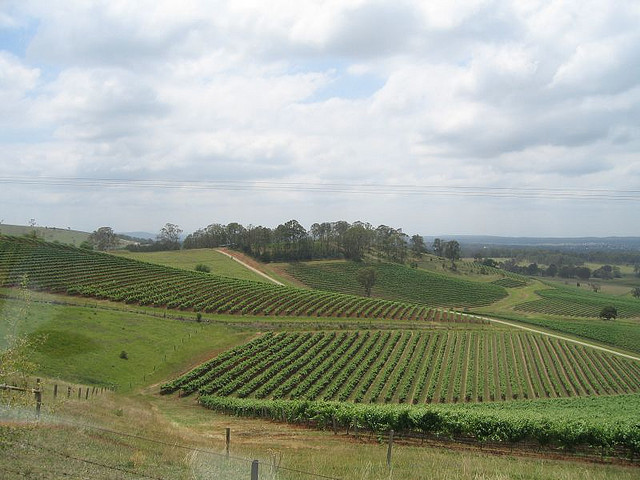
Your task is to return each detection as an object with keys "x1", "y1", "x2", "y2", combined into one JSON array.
[
  {"x1": 0, "y1": 297, "x2": 253, "y2": 391},
  {"x1": 111, "y1": 248, "x2": 269, "y2": 283},
  {"x1": 285, "y1": 260, "x2": 508, "y2": 308},
  {"x1": 3, "y1": 390, "x2": 638, "y2": 480}
]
